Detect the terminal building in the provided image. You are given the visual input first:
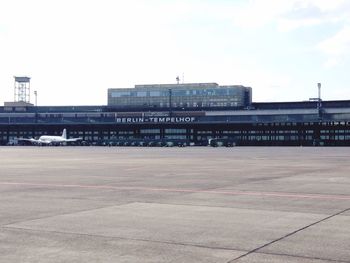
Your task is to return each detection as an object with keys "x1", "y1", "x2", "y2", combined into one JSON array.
[
  {"x1": 108, "y1": 83, "x2": 252, "y2": 108},
  {"x1": 1, "y1": 81, "x2": 350, "y2": 146}
]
